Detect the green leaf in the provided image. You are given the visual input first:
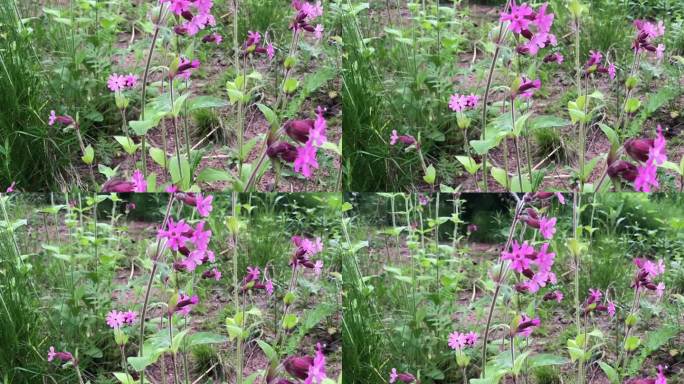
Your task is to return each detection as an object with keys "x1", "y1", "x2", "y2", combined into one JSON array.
[
  {"x1": 184, "y1": 332, "x2": 228, "y2": 348},
  {"x1": 81, "y1": 145, "x2": 94, "y2": 165},
  {"x1": 98, "y1": 164, "x2": 117, "y2": 180},
  {"x1": 283, "y1": 78, "x2": 299, "y2": 94},
  {"x1": 423, "y1": 164, "x2": 436, "y2": 184},
  {"x1": 598, "y1": 123, "x2": 619, "y2": 149},
  {"x1": 490, "y1": 167, "x2": 509, "y2": 189},
  {"x1": 196, "y1": 168, "x2": 233, "y2": 183},
  {"x1": 172, "y1": 93, "x2": 191, "y2": 117},
  {"x1": 149, "y1": 147, "x2": 168, "y2": 169},
  {"x1": 129, "y1": 117, "x2": 161, "y2": 136},
  {"x1": 624, "y1": 336, "x2": 641, "y2": 352},
  {"x1": 282, "y1": 314, "x2": 298, "y2": 330},
  {"x1": 512, "y1": 350, "x2": 531, "y2": 375},
  {"x1": 257, "y1": 103, "x2": 279, "y2": 131},
  {"x1": 455, "y1": 156, "x2": 481, "y2": 175},
  {"x1": 186, "y1": 96, "x2": 228, "y2": 111},
  {"x1": 624, "y1": 97, "x2": 641, "y2": 114},
  {"x1": 114, "y1": 136, "x2": 139, "y2": 155},
  {"x1": 528, "y1": 354, "x2": 569, "y2": 368},
  {"x1": 598, "y1": 362, "x2": 619, "y2": 384},
  {"x1": 530, "y1": 115, "x2": 571, "y2": 130},
  {"x1": 257, "y1": 340, "x2": 278, "y2": 363},
  {"x1": 127, "y1": 352, "x2": 162, "y2": 372},
  {"x1": 112, "y1": 373, "x2": 136, "y2": 384},
  {"x1": 470, "y1": 138, "x2": 498, "y2": 155},
  {"x1": 171, "y1": 328, "x2": 191, "y2": 353},
  {"x1": 168, "y1": 156, "x2": 191, "y2": 190}
]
